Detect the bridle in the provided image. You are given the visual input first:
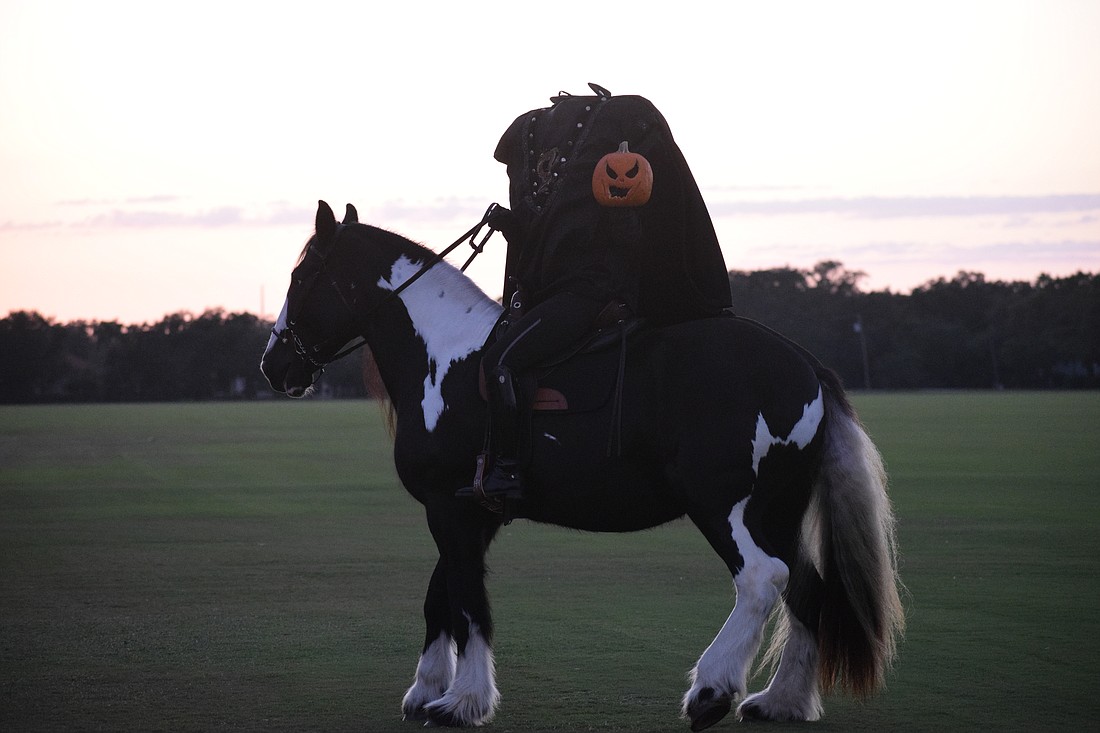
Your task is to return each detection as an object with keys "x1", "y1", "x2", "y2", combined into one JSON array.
[{"x1": 272, "y1": 203, "x2": 503, "y2": 375}]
